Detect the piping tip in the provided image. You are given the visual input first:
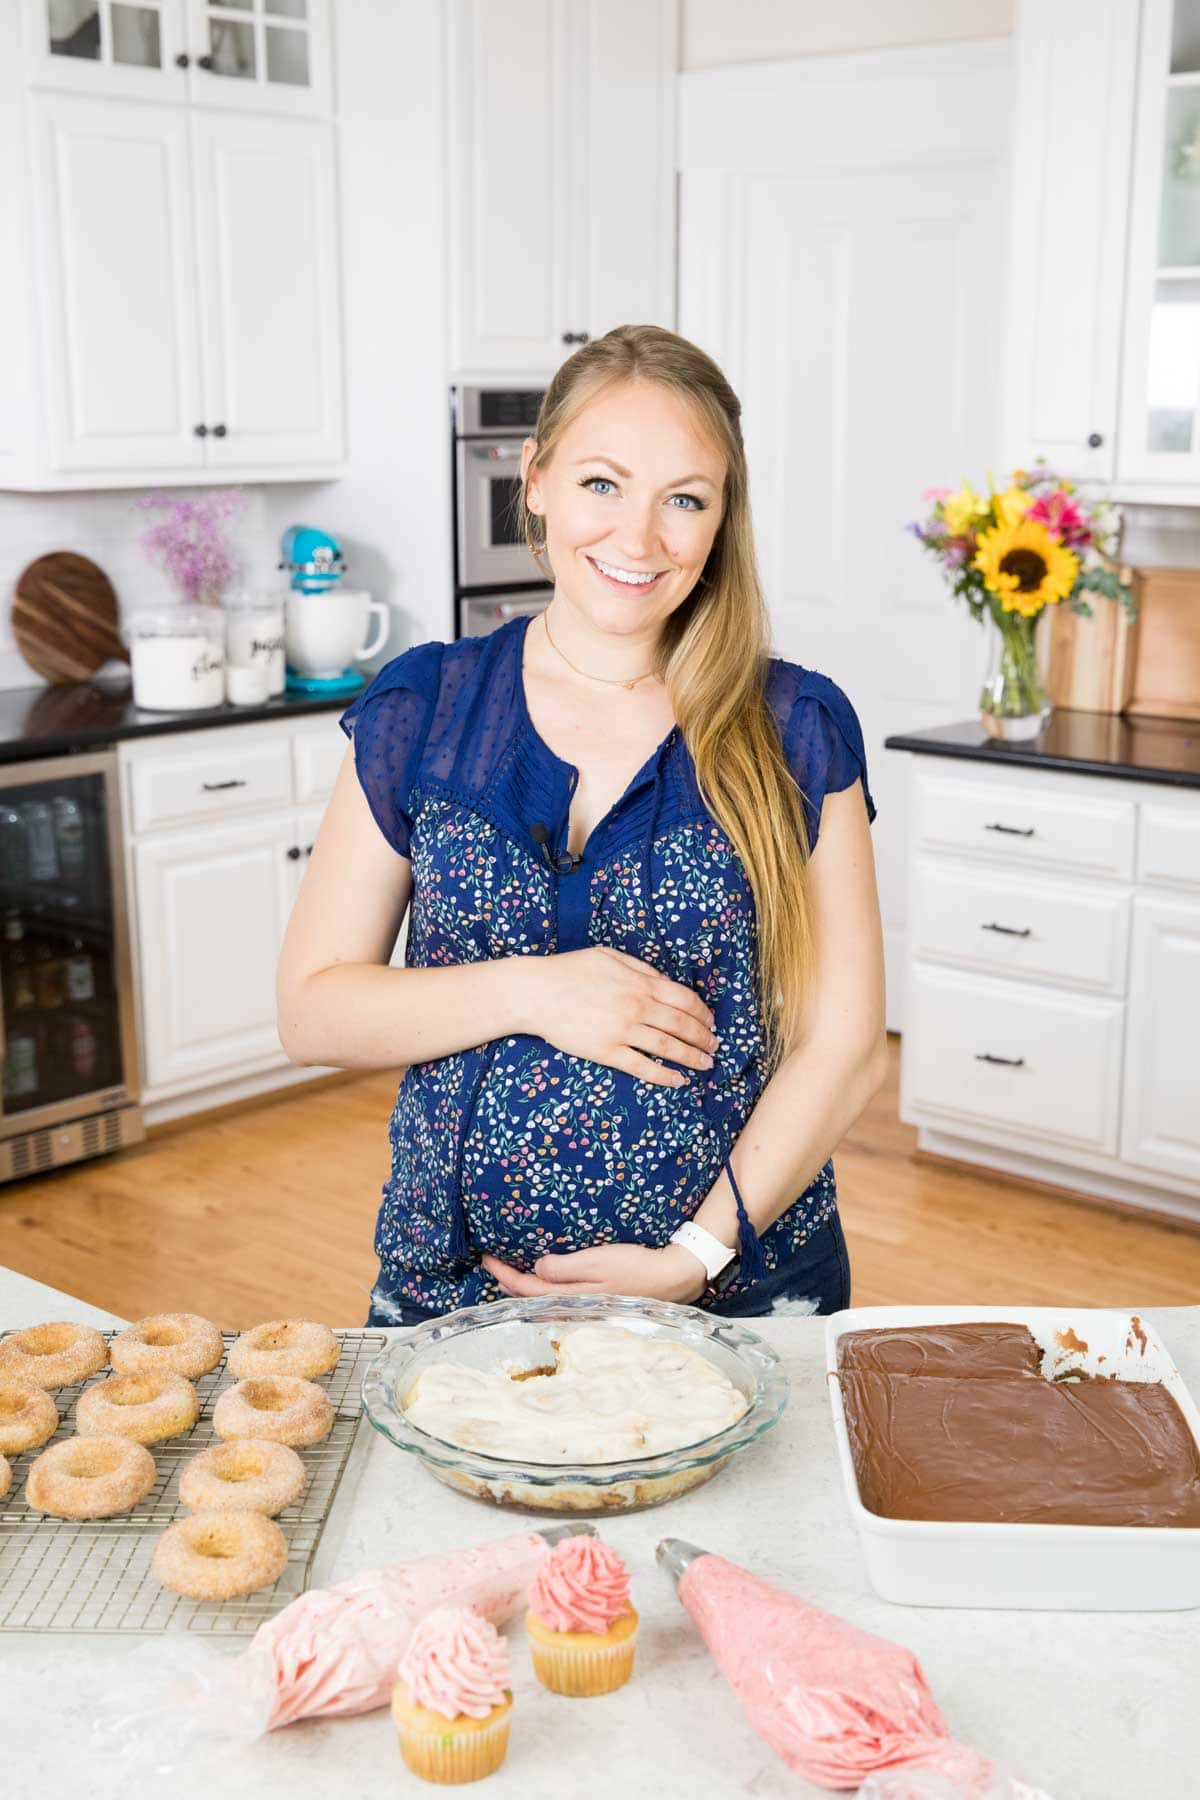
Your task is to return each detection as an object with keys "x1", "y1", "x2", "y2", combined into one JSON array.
[
  {"x1": 656, "y1": 1537, "x2": 707, "y2": 1582},
  {"x1": 536, "y1": 1521, "x2": 598, "y2": 1545}
]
